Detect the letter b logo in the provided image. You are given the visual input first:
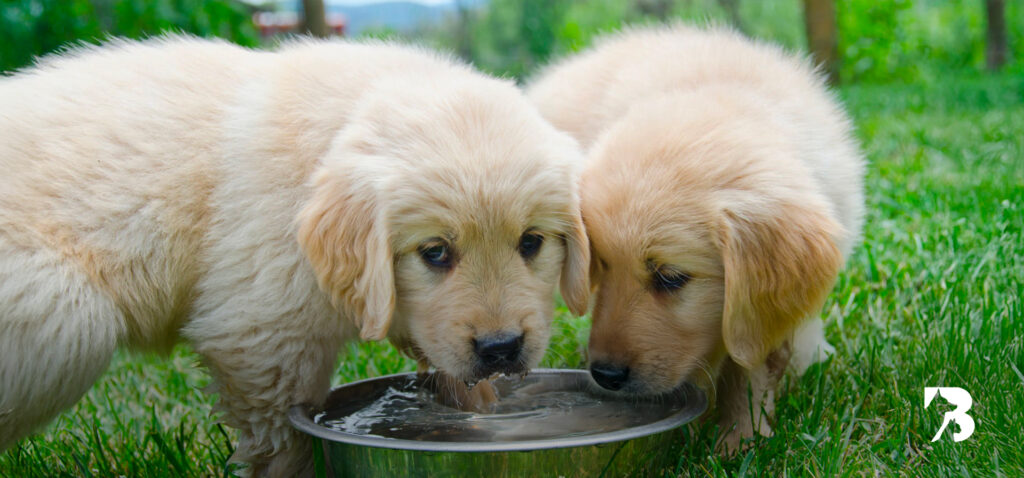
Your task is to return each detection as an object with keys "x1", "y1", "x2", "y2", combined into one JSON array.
[{"x1": 924, "y1": 387, "x2": 975, "y2": 442}]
